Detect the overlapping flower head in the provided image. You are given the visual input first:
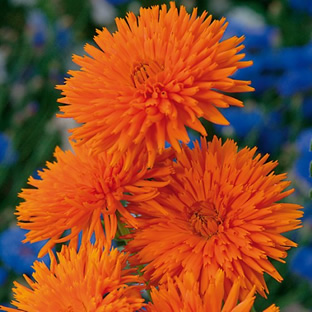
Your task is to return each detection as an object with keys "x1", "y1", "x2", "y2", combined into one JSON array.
[
  {"x1": 16, "y1": 143, "x2": 173, "y2": 257},
  {"x1": 125, "y1": 137, "x2": 303, "y2": 298},
  {"x1": 3, "y1": 2, "x2": 303, "y2": 312},
  {"x1": 0, "y1": 242, "x2": 145, "y2": 312},
  {"x1": 57, "y1": 2, "x2": 253, "y2": 167},
  {"x1": 146, "y1": 270, "x2": 279, "y2": 312}
]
